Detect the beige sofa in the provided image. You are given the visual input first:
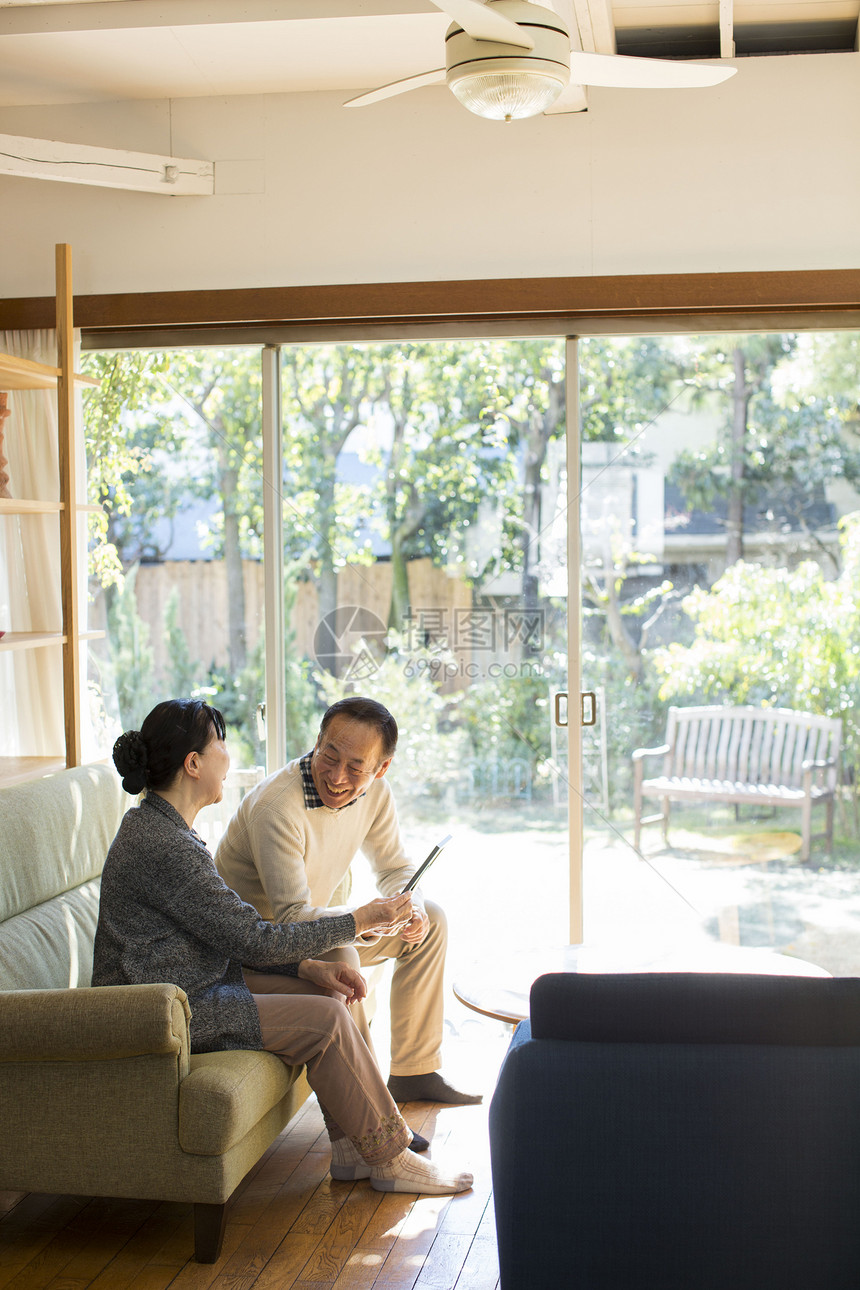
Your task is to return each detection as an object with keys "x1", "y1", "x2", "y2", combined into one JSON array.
[{"x1": 0, "y1": 764, "x2": 314, "y2": 1262}]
